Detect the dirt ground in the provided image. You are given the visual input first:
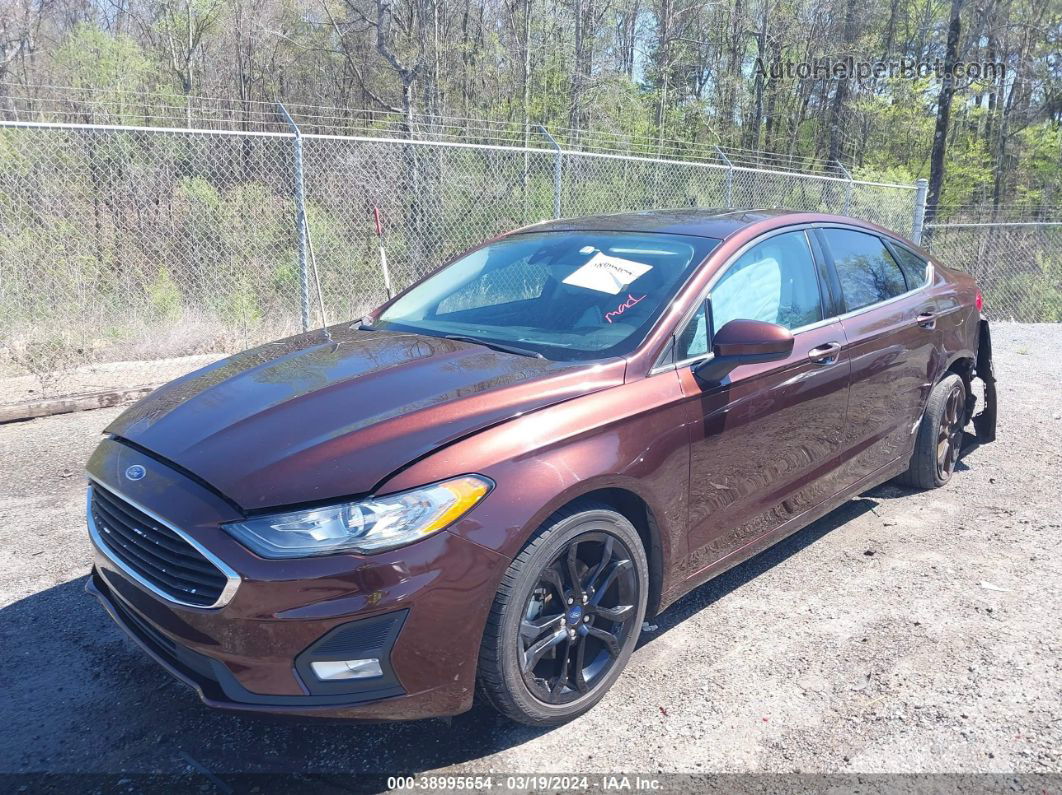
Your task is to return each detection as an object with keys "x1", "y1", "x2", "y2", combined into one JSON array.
[
  {"x1": 1, "y1": 323, "x2": 1060, "y2": 782},
  {"x1": 0, "y1": 353, "x2": 222, "y2": 407}
]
